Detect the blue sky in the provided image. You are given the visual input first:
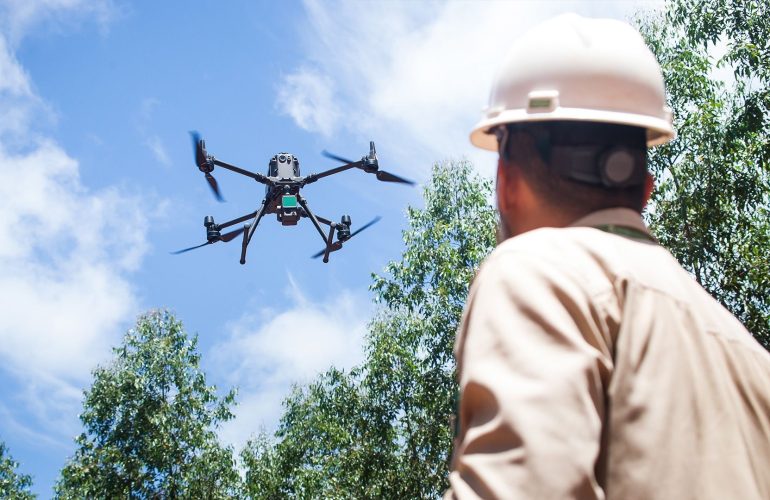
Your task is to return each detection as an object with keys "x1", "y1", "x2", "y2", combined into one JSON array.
[{"x1": 0, "y1": 0, "x2": 661, "y2": 495}]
